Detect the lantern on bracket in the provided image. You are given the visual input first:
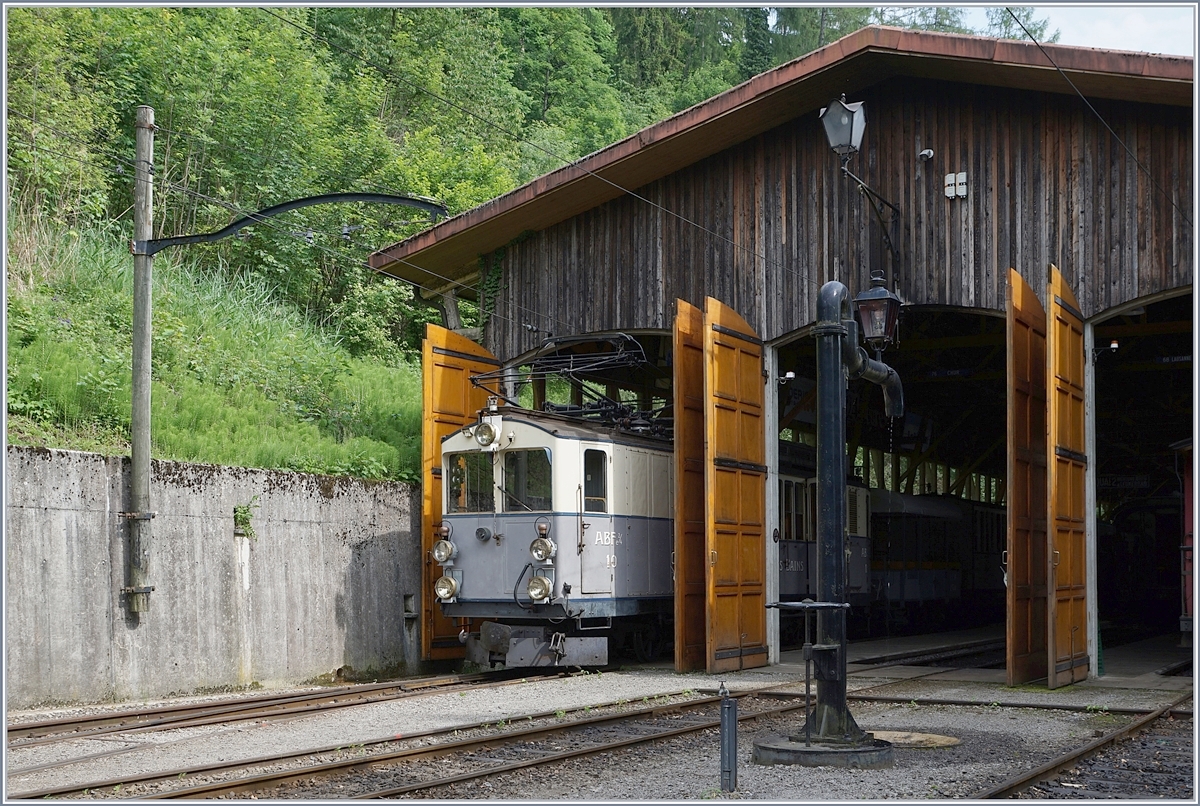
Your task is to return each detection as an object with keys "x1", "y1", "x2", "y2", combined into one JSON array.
[
  {"x1": 853, "y1": 270, "x2": 902, "y2": 354},
  {"x1": 819, "y1": 94, "x2": 866, "y2": 159}
]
